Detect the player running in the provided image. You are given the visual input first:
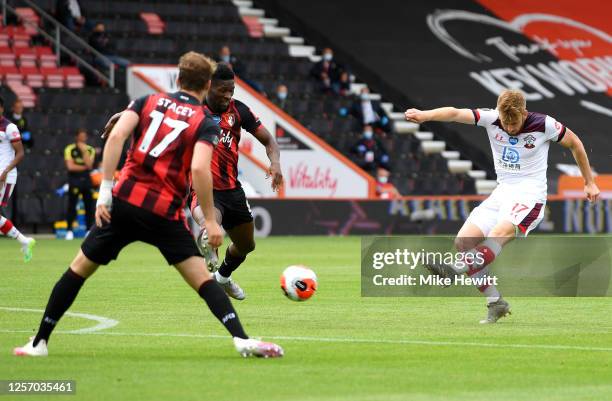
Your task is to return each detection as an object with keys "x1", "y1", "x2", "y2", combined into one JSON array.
[
  {"x1": 405, "y1": 89, "x2": 600, "y2": 323},
  {"x1": 14, "y1": 52, "x2": 283, "y2": 358},
  {"x1": 191, "y1": 63, "x2": 283, "y2": 300},
  {"x1": 0, "y1": 96, "x2": 35, "y2": 262}
]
